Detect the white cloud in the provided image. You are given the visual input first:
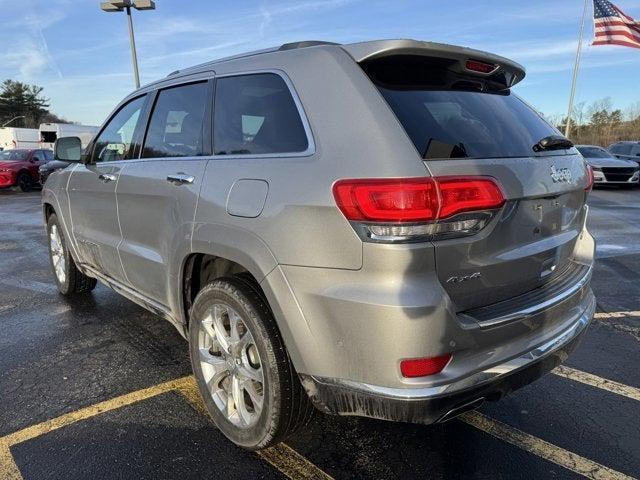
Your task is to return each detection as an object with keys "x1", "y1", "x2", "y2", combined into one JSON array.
[{"x1": 0, "y1": 0, "x2": 66, "y2": 80}]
